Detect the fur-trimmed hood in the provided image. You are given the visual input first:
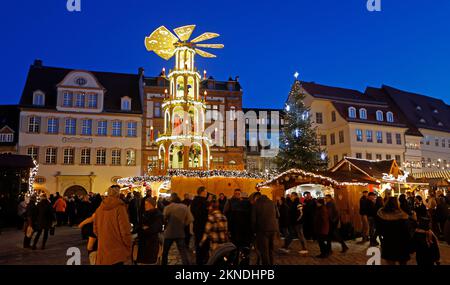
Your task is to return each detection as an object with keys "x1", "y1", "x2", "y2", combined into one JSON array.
[{"x1": 377, "y1": 208, "x2": 408, "y2": 221}]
